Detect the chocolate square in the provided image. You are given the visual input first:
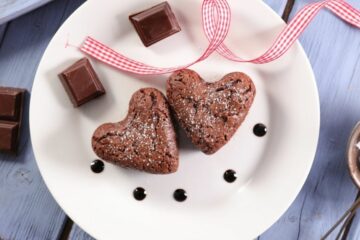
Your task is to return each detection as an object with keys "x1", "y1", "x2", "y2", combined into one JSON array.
[
  {"x1": 0, "y1": 87, "x2": 24, "y2": 121},
  {"x1": 0, "y1": 87, "x2": 25, "y2": 154},
  {"x1": 0, "y1": 121, "x2": 19, "y2": 153},
  {"x1": 129, "y1": 2, "x2": 181, "y2": 47},
  {"x1": 59, "y1": 58, "x2": 106, "y2": 107}
]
